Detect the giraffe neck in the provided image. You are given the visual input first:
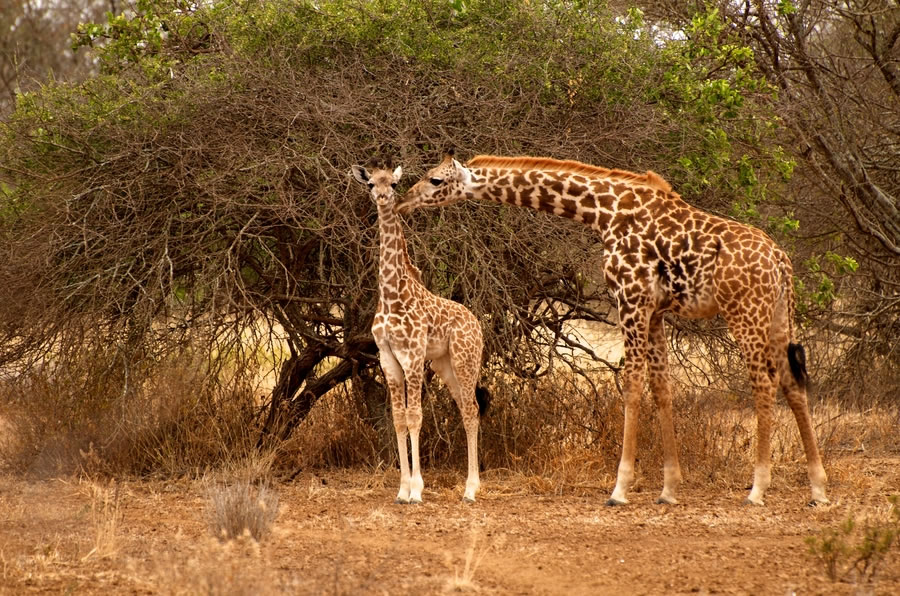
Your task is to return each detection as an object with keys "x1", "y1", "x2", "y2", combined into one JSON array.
[
  {"x1": 376, "y1": 203, "x2": 417, "y2": 298},
  {"x1": 466, "y1": 164, "x2": 666, "y2": 234}
]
